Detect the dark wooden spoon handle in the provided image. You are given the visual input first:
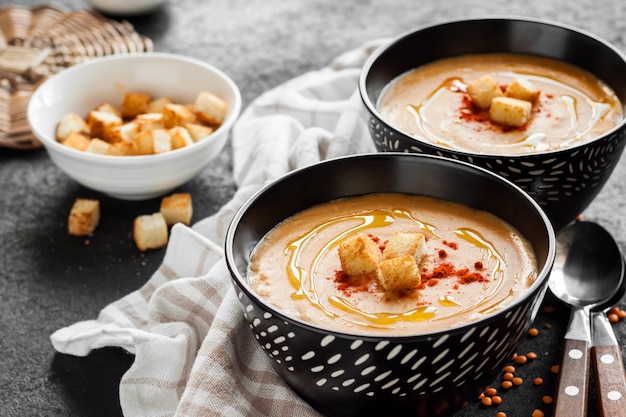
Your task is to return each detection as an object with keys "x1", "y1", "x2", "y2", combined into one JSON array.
[
  {"x1": 554, "y1": 338, "x2": 590, "y2": 417},
  {"x1": 592, "y1": 313, "x2": 626, "y2": 417}
]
